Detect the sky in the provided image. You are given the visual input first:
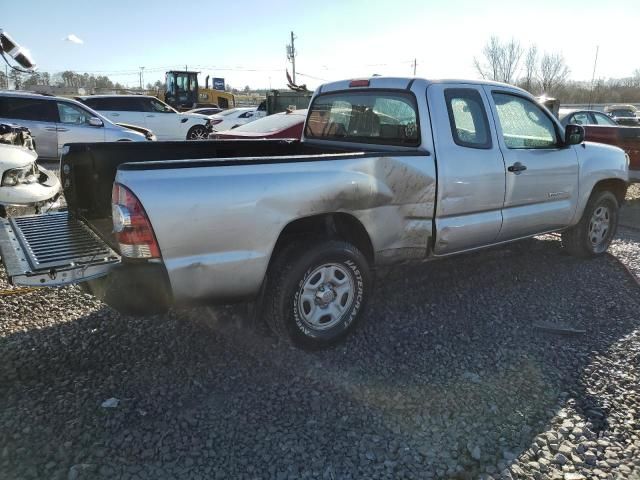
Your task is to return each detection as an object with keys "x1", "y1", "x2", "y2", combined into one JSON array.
[{"x1": 3, "y1": 0, "x2": 639, "y2": 90}]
